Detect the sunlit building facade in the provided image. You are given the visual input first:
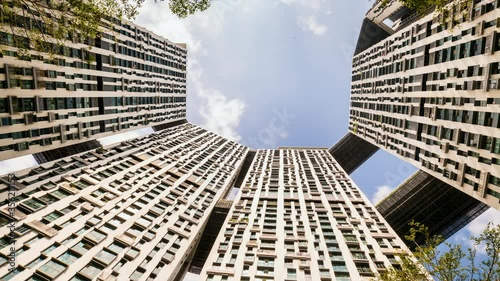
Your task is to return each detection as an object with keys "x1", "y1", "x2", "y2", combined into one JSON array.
[
  {"x1": 0, "y1": 13, "x2": 187, "y2": 161},
  {"x1": 199, "y1": 148, "x2": 413, "y2": 281},
  {"x1": 0, "y1": 123, "x2": 247, "y2": 280},
  {"x1": 349, "y1": 0, "x2": 500, "y2": 209}
]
